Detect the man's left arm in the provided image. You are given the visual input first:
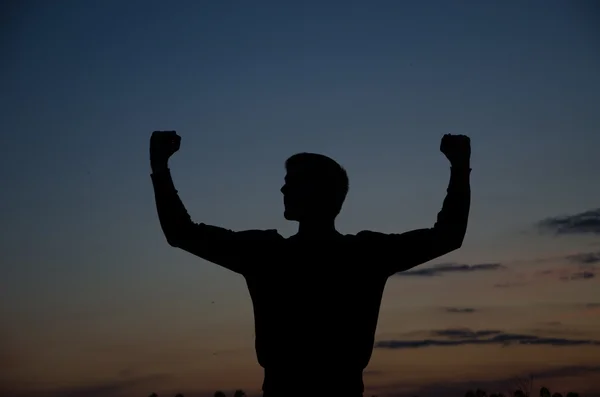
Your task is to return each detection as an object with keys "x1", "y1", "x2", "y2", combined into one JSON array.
[{"x1": 357, "y1": 135, "x2": 471, "y2": 276}]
